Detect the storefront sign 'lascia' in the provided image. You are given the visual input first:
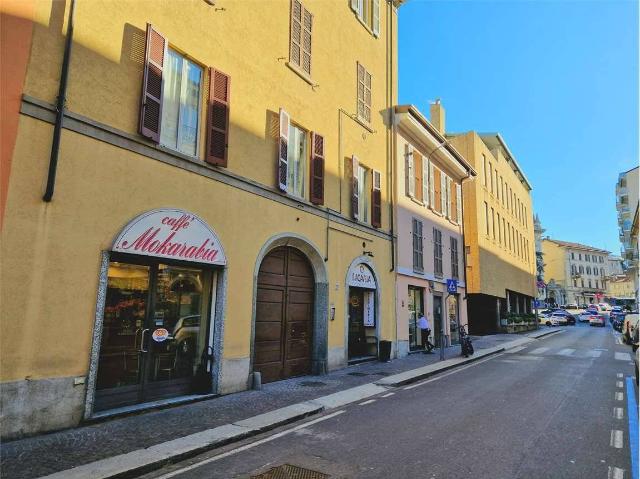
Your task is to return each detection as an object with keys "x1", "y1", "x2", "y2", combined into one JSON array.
[{"x1": 112, "y1": 209, "x2": 226, "y2": 265}]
